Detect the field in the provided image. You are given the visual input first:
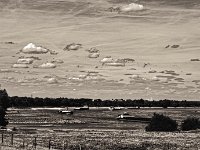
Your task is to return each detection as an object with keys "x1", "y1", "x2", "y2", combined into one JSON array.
[
  {"x1": 0, "y1": 107, "x2": 199, "y2": 149},
  {"x1": 1, "y1": 0, "x2": 200, "y2": 149}
]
